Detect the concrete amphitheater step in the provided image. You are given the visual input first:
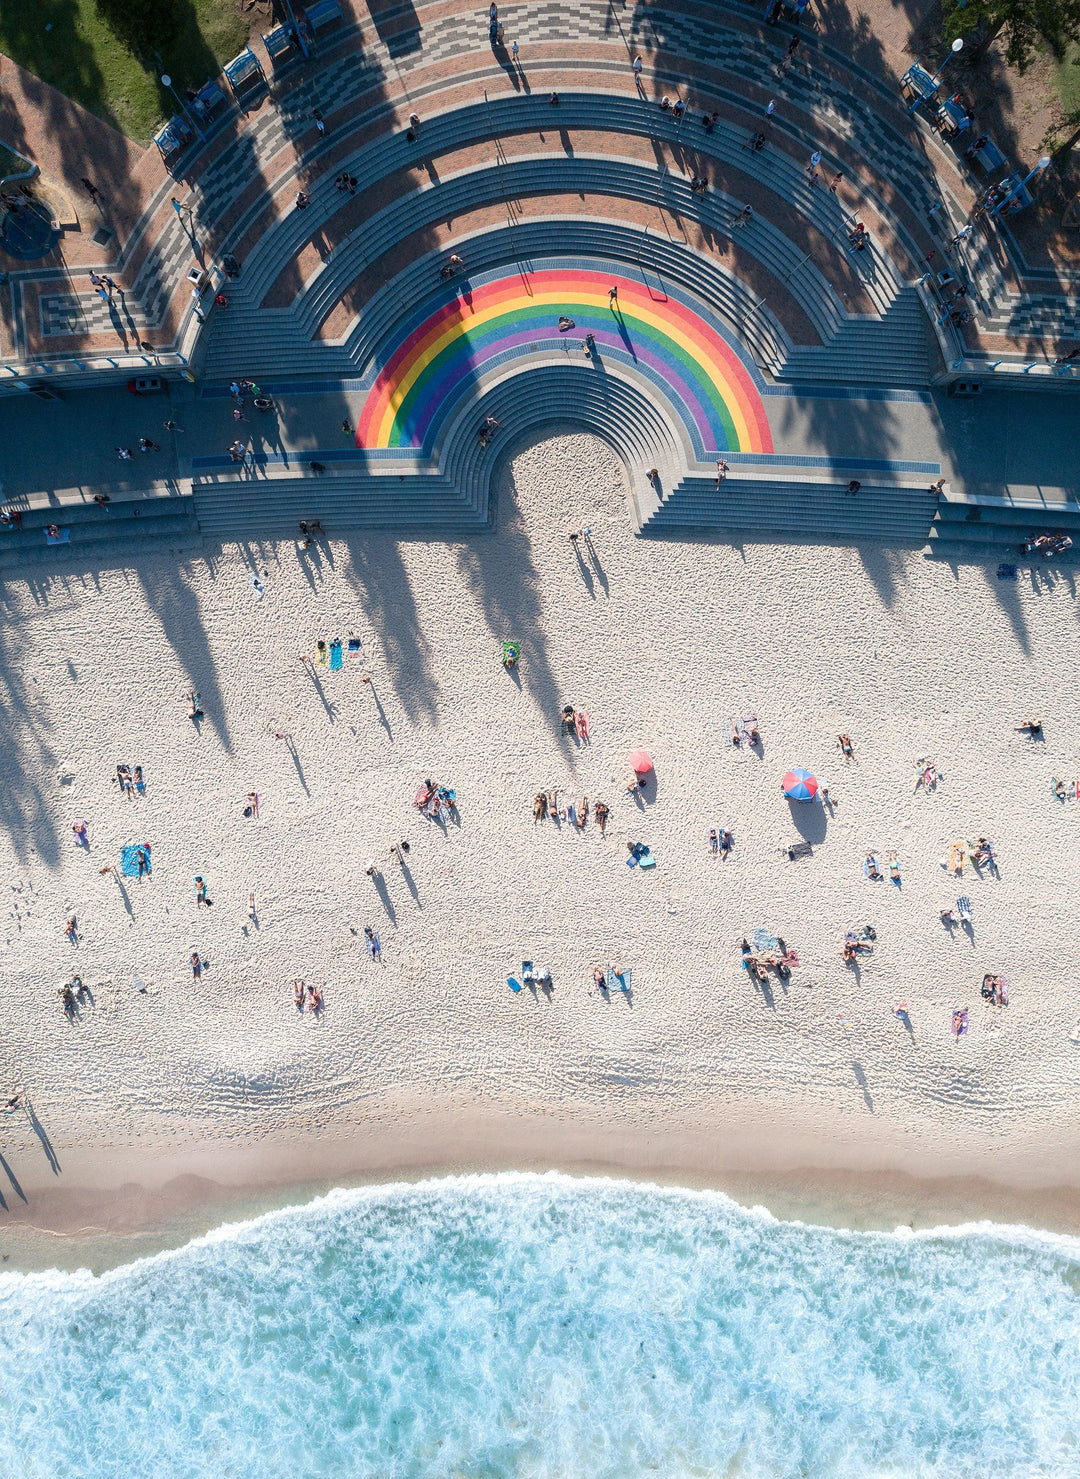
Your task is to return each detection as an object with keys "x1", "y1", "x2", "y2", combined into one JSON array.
[
  {"x1": 642, "y1": 478, "x2": 937, "y2": 543},
  {"x1": 0, "y1": 502, "x2": 201, "y2": 574},
  {"x1": 197, "y1": 100, "x2": 932, "y2": 385}
]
